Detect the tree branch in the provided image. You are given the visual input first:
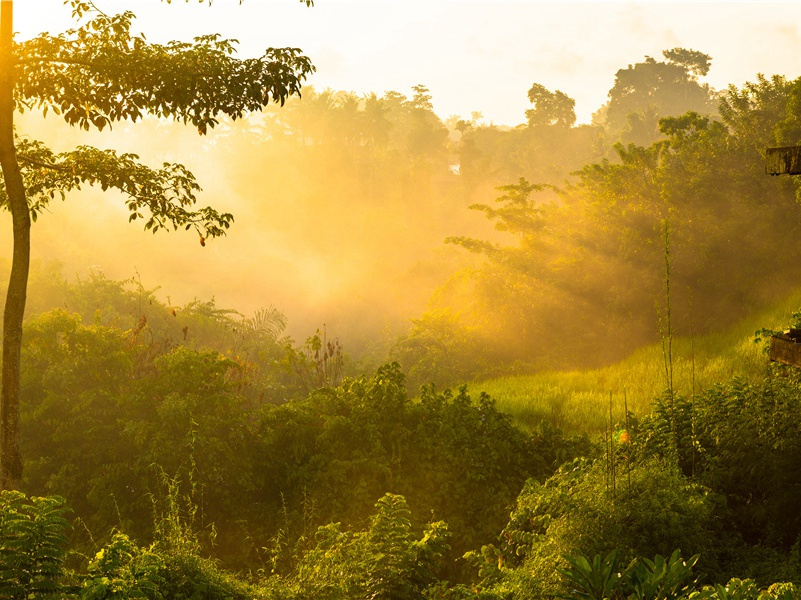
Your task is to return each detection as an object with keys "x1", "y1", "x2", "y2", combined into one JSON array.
[{"x1": 17, "y1": 154, "x2": 71, "y2": 172}]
